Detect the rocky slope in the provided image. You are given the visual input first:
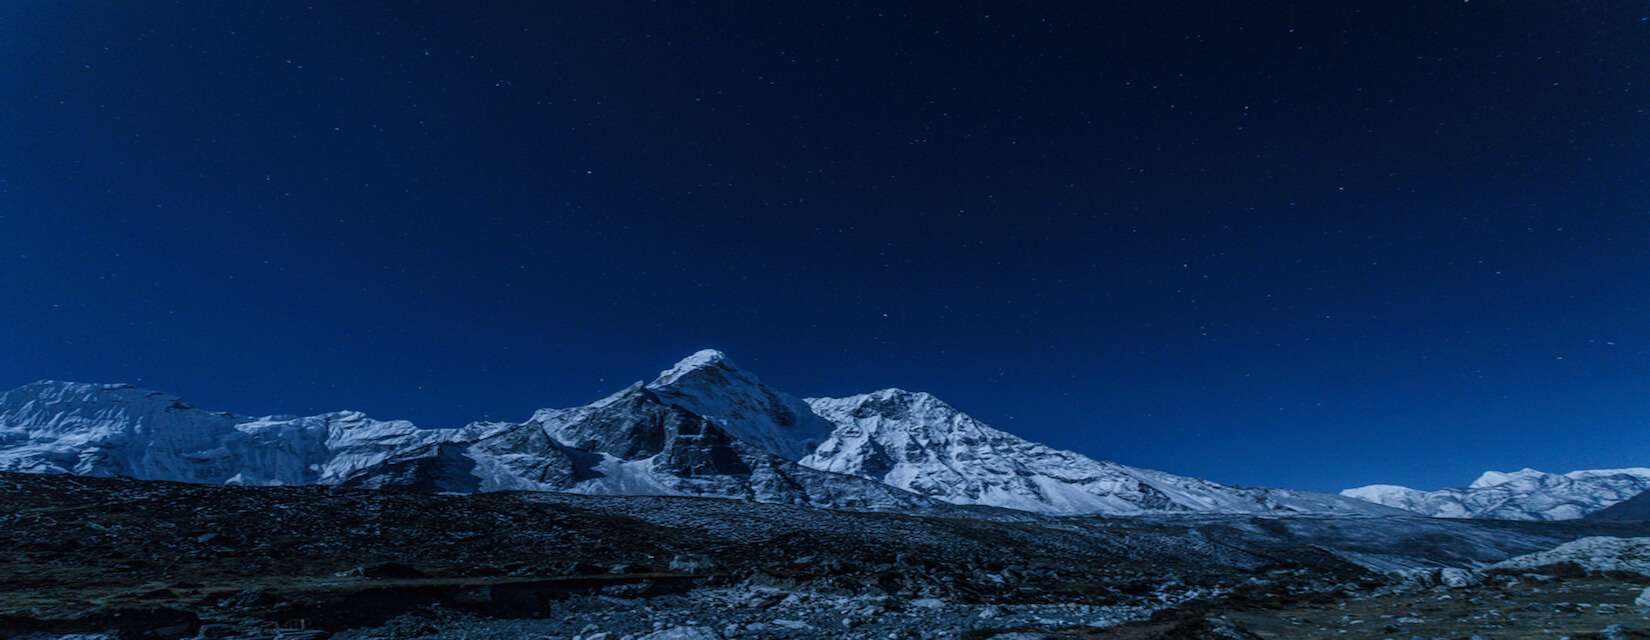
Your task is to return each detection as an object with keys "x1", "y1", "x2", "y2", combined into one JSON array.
[
  {"x1": 800, "y1": 388, "x2": 1399, "y2": 516},
  {"x1": 1487, "y1": 535, "x2": 1650, "y2": 577},
  {"x1": 6, "y1": 472, "x2": 1649, "y2": 640},
  {"x1": 1343, "y1": 467, "x2": 1650, "y2": 520}
]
